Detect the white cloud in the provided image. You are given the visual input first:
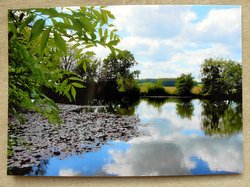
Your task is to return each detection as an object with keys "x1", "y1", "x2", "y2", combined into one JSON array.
[
  {"x1": 186, "y1": 8, "x2": 241, "y2": 44},
  {"x1": 59, "y1": 168, "x2": 81, "y2": 176},
  {"x1": 183, "y1": 136, "x2": 243, "y2": 172},
  {"x1": 90, "y1": 44, "x2": 110, "y2": 59},
  {"x1": 103, "y1": 100, "x2": 243, "y2": 176},
  {"x1": 104, "y1": 5, "x2": 242, "y2": 79},
  {"x1": 108, "y1": 5, "x2": 196, "y2": 39},
  {"x1": 104, "y1": 141, "x2": 190, "y2": 176},
  {"x1": 136, "y1": 43, "x2": 232, "y2": 79},
  {"x1": 104, "y1": 135, "x2": 242, "y2": 176}
]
